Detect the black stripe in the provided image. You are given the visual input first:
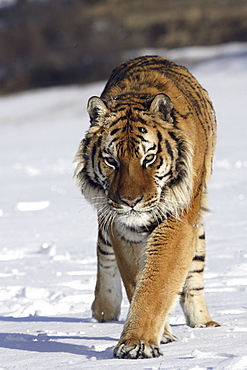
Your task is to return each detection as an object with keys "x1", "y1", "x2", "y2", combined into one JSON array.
[
  {"x1": 84, "y1": 172, "x2": 102, "y2": 190},
  {"x1": 128, "y1": 138, "x2": 140, "y2": 146},
  {"x1": 147, "y1": 144, "x2": 156, "y2": 152},
  {"x1": 148, "y1": 249, "x2": 160, "y2": 256},
  {"x1": 132, "y1": 117, "x2": 148, "y2": 125},
  {"x1": 110, "y1": 106, "x2": 127, "y2": 113},
  {"x1": 97, "y1": 135, "x2": 102, "y2": 147},
  {"x1": 97, "y1": 161, "x2": 104, "y2": 177},
  {"x1": 139, "y1": 219, "x2": 164, "y2": 233},
  {"x1": 109, "y1": 115, "x2": 128, "y2": 127},
  {"x1": 165, "y1": 139, "x2": 174, "y2": 160},
  {"x1": 118, "y1": 232, "x2": 145, "y2": 244},
  {"x1": 98, "y1": 228, "x2": 112, "y2": 246},
  {"x1": 163, "y1": 168, "x2": 173, "y2": 178},
  {"x1": 173, "y1": 108, "x2": 191, "y2": 120},
  {"x1": 110, "y1": 128, "x2": 120, "y2": 136},
  {"x1": 124, "y1": 220, "x2": 159, "y2": 234},
  {"x1": 136, "y1": 134, "x2": 148, "y2": 142},
  {"x1": 83, "y1": 136, "x2": 91, "y2": 159},
  {"x1": 91, "y1": 142, "x2": 97, "y2": 166},
  {"x1": 156, "y1": 174, "x2": 167, "y2": 181},
  {"x1": 108, "y1": 92, "x2": 152, "y2": 101},
  {"x1": 192, "y1": 268, "x2": 204, "y2": 273},
  {"x1": 98, "y1": 244, "x2": 114, "y2": 256},
  {"x1": 99, "y1": 261, "x2": 113, "y2": 269},
  {"x1": 111, "y1": 102, "x2": 131, "y2": 109},
  {"x1": 193, "y1": 255, "x2": 205, "y2": 262},
  {"x1": 168, "y1": 130, "x2": 179, "y2": 143},
  {"x1": 199, "y1": 233, "x2": 206, "y2": 240},
  {"x1": 111, "y1": 136, "x2": 120, "y2": 143},
  {"x1": 156, "y1": 157, "x2": 163, "y2": 170},
  {"x1": 157, "y1": 130, "x2": 163, "y2": 153},
  {"x1": 130, "y1": 106, "x2": 146, "y2": 112}
]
